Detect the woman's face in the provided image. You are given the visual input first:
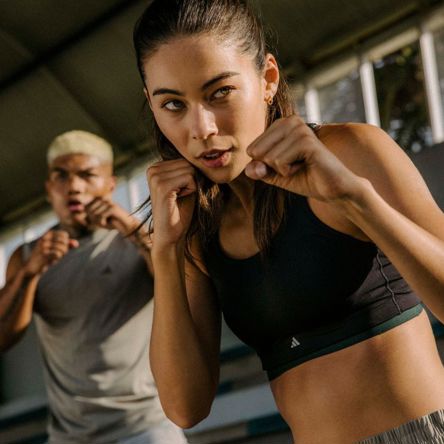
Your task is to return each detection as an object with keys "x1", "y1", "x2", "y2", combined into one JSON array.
[{"x1": 143, "y1": 34, "x2": 278, "y2": 183}]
